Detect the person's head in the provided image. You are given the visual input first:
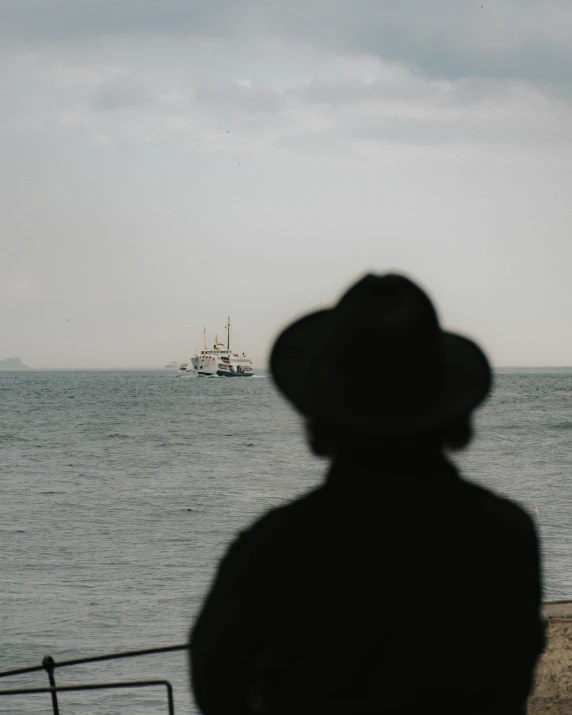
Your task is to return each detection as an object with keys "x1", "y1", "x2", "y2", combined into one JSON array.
[{"x1": 270, "y1": 272, "x2": 491, "y2": 457}]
